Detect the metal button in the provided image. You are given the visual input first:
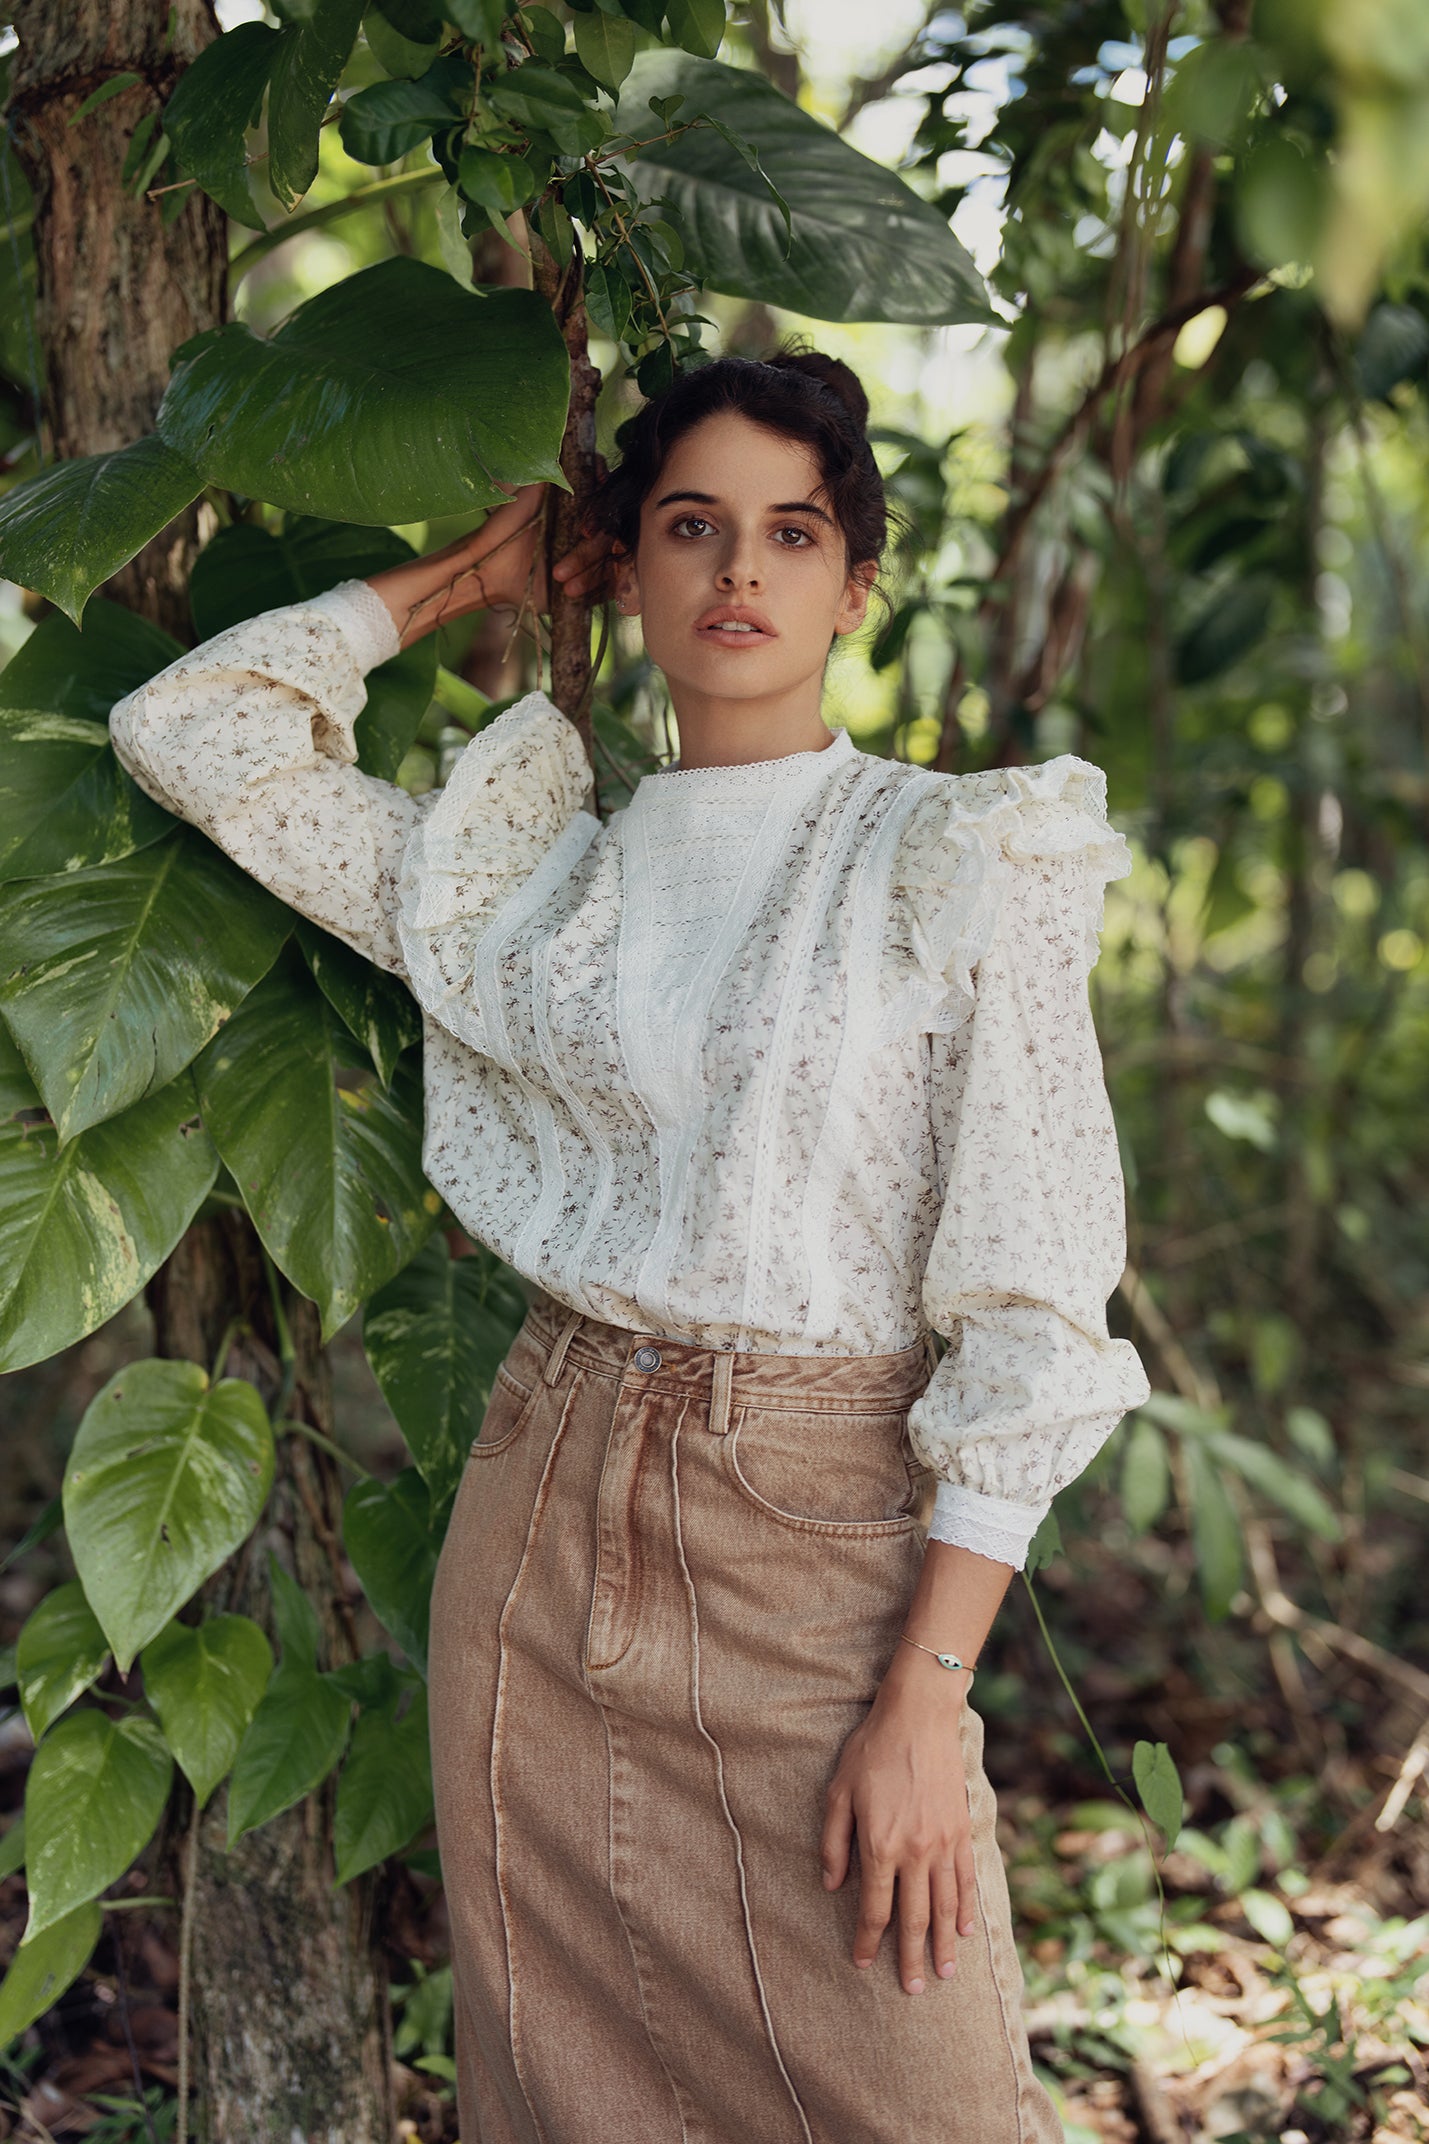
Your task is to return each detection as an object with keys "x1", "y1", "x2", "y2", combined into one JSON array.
[{"x1": 633, "y1": 1345, "x2": 662, "y2": 1371}]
